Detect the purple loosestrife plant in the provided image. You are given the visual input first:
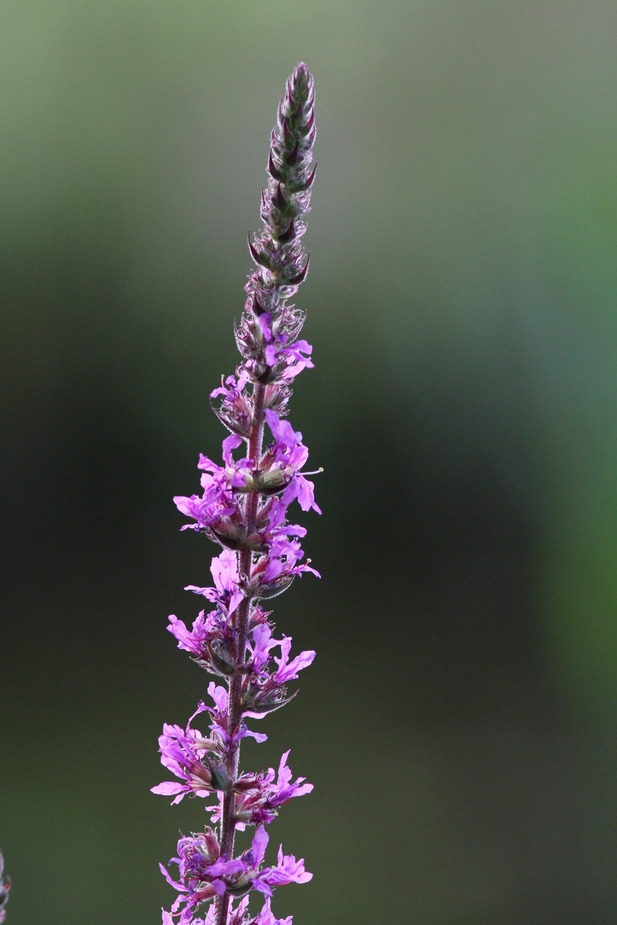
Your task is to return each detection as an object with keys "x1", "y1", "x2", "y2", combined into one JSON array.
[
  {"x1": 0, "y1": 851, "x2": 10, "y2": 923},
  {"x1": 154, "y1": 64, "x2": 319, "y2": 925}
]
